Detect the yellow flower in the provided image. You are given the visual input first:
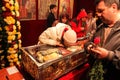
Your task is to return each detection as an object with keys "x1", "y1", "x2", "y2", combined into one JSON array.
[
  {"x1": 5, "y1": 3, "x2": 11, "y2": 9},
  {"x1": 13, "y1": 44, "x2": 18, "y2": 49},
  {"x1": 10, "y1": 53, "x2": 16, "y2": 58},
  {"x1": 12, "y1": 29, "x2": 17, "y2": 34},
  {"x1": 15, "y1": 1, "x2": 19, "y2": 11},
  {"x1": 8, "y1": 35, "x2": 16, "y2": 41},
  {"x1": 10, "y1": 5, "x2": 14, "y2": 11},
  {"x1": 14, "y1": 53, "x2": 18, "y2": 58},
  {"x1": 7, "y1": 32, "x2": 13, "y2": 35},
  {"x1": 8, "y1": 50, "x2": 16, "y2": 54},
  {"x1": 4, "y1": 16, "x2": 15, "y2": 25},
  {"x1": 17, "y1": 32, "x2": 21, "y2": 39},
  {"x1": 8, "y1": 29, "x2": 17, "y2": 35},
  {"x1": 4, "y1": 26, "x2": 9, "y2": 31},
  {"x1": 13, "y1": 58, "x2": 18, "y2": 62},
  {"x1": 8, "y1": 47, "x2": 14, "y2": 51}
]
